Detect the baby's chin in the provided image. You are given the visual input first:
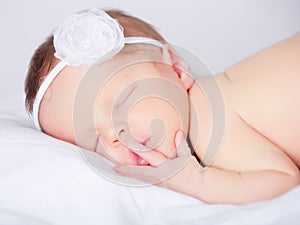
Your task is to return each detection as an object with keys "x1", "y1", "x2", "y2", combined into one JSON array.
[
  {"x1": 157, "y1": 139, "x2": 177, "y2": 159},
  {"x1": 145, "y1": 132, "x2": 177, "y2": 159}
]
